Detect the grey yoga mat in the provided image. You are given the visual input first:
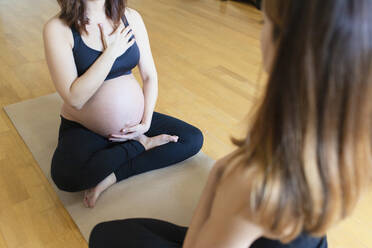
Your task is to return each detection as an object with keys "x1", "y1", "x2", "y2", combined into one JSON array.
[{"x1": 4, "y1": 93, "x2": 214, "y2": 240}]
